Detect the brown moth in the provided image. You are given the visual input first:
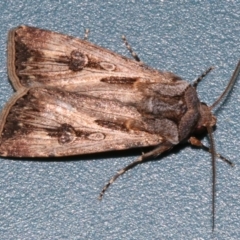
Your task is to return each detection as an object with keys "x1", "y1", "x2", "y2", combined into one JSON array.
[{"x1": 1, "y1": 25, "x2": 240, "y2": 230}]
